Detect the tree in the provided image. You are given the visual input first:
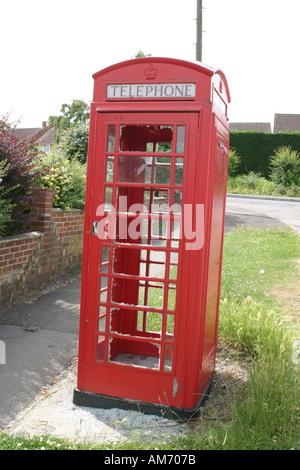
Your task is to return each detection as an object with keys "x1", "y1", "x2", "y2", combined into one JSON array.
[
  {"x1": 48, "y1": 99, "x2": 90, "y2": 143},
  {"x1": 133, "y1": 51, "x2": 152, "y2": 58},
  {"x1": 59, "y1": 122, "x2": 89, "y2": 164}
]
